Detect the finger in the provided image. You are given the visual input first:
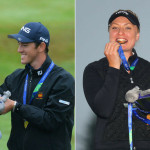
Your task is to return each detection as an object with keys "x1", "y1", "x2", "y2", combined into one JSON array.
[
  {"x1": 104, "y1": 43, "x2": 110, "y2": 56},
  {"x1": 106, "y1": 42, "x2": 117, "y2": 55},
  {"x1": 109, "y1": 43, "x2": 120, "y2": 56}
]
